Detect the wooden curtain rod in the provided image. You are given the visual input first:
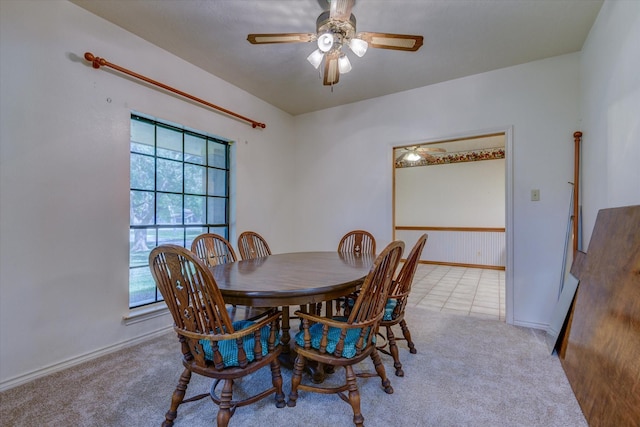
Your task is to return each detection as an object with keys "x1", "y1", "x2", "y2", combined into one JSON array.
[{"x1": 84, "y1": 52, "x2": 266, "y2": 129}]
